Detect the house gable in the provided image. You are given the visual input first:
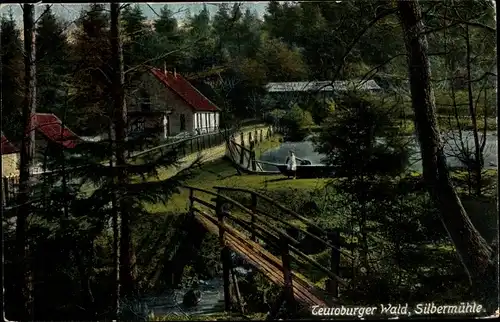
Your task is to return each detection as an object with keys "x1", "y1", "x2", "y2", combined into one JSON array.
[{"x1": 28, "y1": 113, "x2": 80, "y2": 149}]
